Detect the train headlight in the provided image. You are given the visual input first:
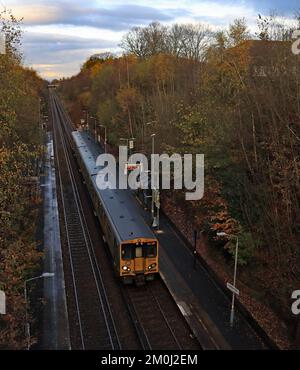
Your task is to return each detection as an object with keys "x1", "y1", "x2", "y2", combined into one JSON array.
[
  {"x1": 148, "y1": 263, "x2": 157, "y2": 270},
  {"x1": 122, "y1": 266, "x2": 131, "y2": 271}
]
